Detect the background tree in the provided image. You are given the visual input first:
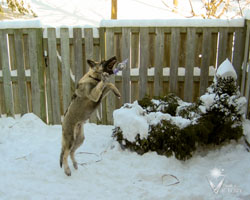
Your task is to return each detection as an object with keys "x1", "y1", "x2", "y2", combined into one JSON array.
[
  {"x1": 0, "y1": 0, "x2": 36, "y2": 17},
  {"x1": 111, "y1": 0, "x2": 117, "y2": 19}
]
